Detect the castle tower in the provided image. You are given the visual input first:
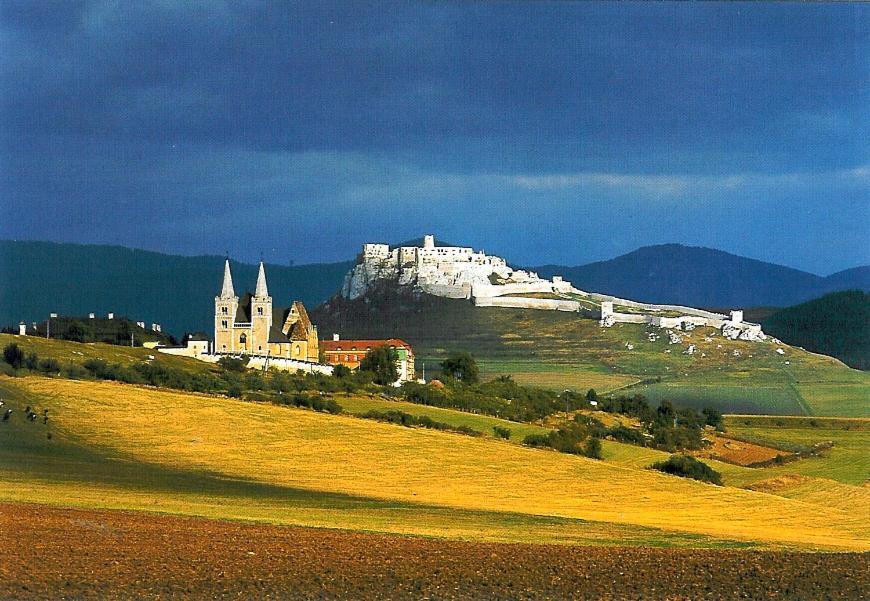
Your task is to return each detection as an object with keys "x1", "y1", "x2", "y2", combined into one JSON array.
[
  {"x1": 215, "y1": 259, "x2": 239, "y2": 353},
  {"x1": 423, "y1": 234, "x2": 435, "y2": 249},
  {"x1": 251, "y1": 262, "x2": 272, "y2": 355}
]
